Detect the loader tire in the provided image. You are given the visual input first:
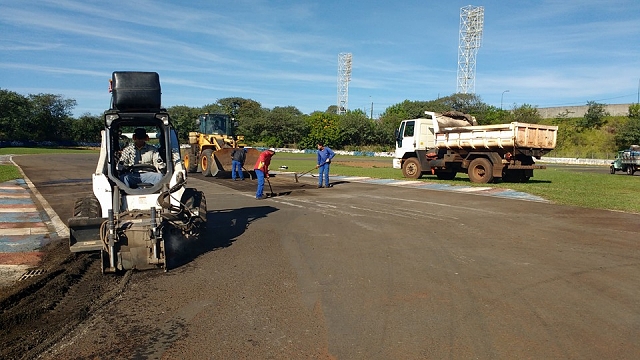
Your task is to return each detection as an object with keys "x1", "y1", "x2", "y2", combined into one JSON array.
[
  {"x1": 73, "y1": 195, "x2": 101, "y2": 218},
  {"x1": 201, "y1": 149, "x2": 214, "y2": 177},
  {"x1": 184, "y1": 152, "x2": 198, "y2": 173},
  {"x1": 468, "y1": 158, "x2": 494, "y2": 184}
]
